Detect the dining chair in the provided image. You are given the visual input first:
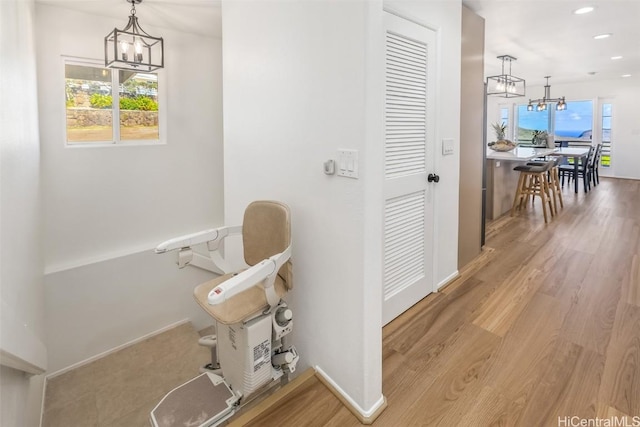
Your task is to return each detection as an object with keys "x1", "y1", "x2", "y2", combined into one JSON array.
[
  {"x1": 559, "y1": 145, "x2": 595, "y2": 192},
  {"x1": 590, "y1": 143, "x2": 603, "y2": 187}
]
